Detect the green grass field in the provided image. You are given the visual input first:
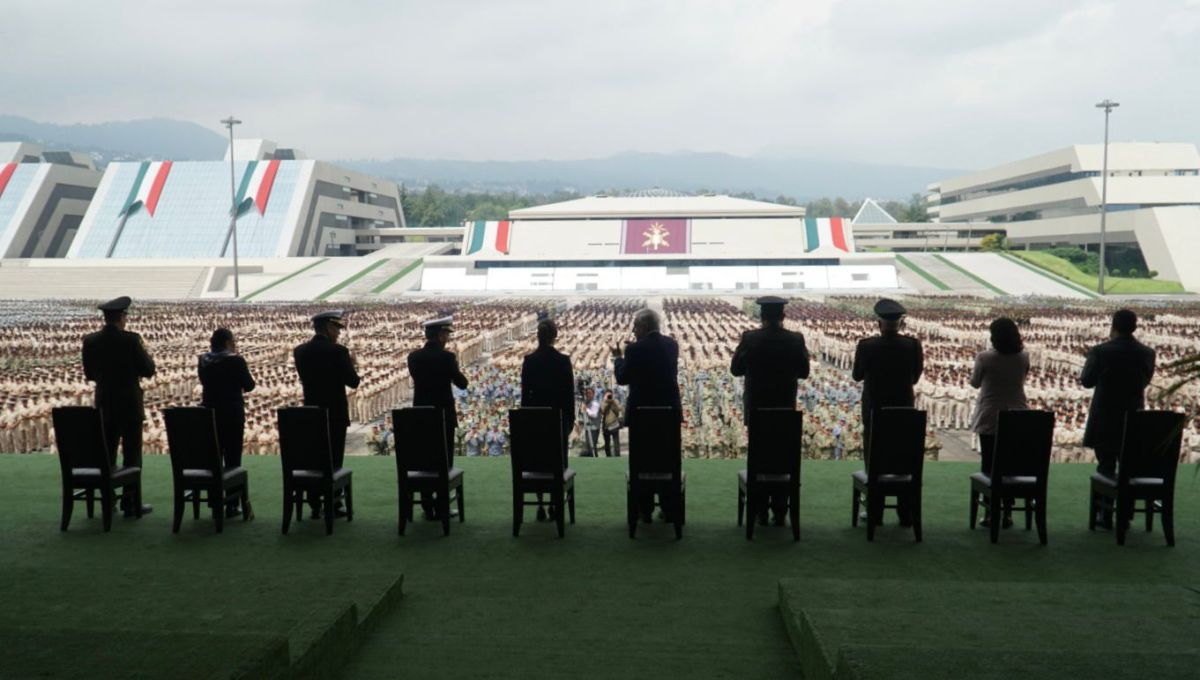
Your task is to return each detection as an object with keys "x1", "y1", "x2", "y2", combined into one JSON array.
[
  {"x1": 1008, "y1": 250, "x2": 1185, "y2": 294},
  {"x1": 2, "y1": 455, "x2": 1197, "y2": 679}
]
